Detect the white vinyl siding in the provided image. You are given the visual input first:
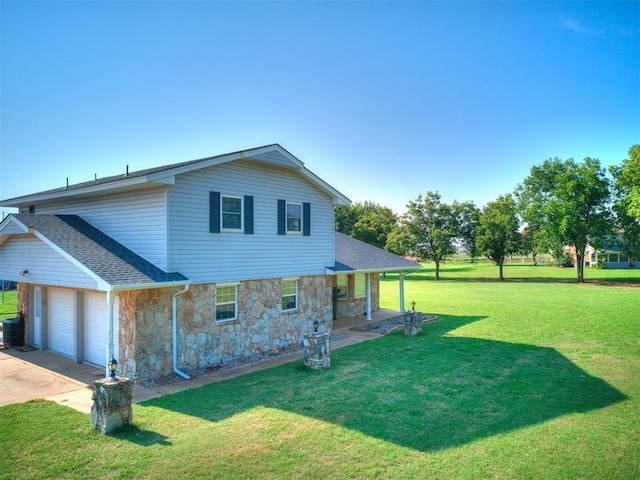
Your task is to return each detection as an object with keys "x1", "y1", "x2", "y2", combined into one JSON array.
[
  {"x1": 168, "y1": 160, "x2": 335, "y2": 283},
  {"x1": 0, "y1": 235, "x2": 99, "y2": 289},
  {"x1": 30, "y1": 187, "x2": 169, "y2": 270}
]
